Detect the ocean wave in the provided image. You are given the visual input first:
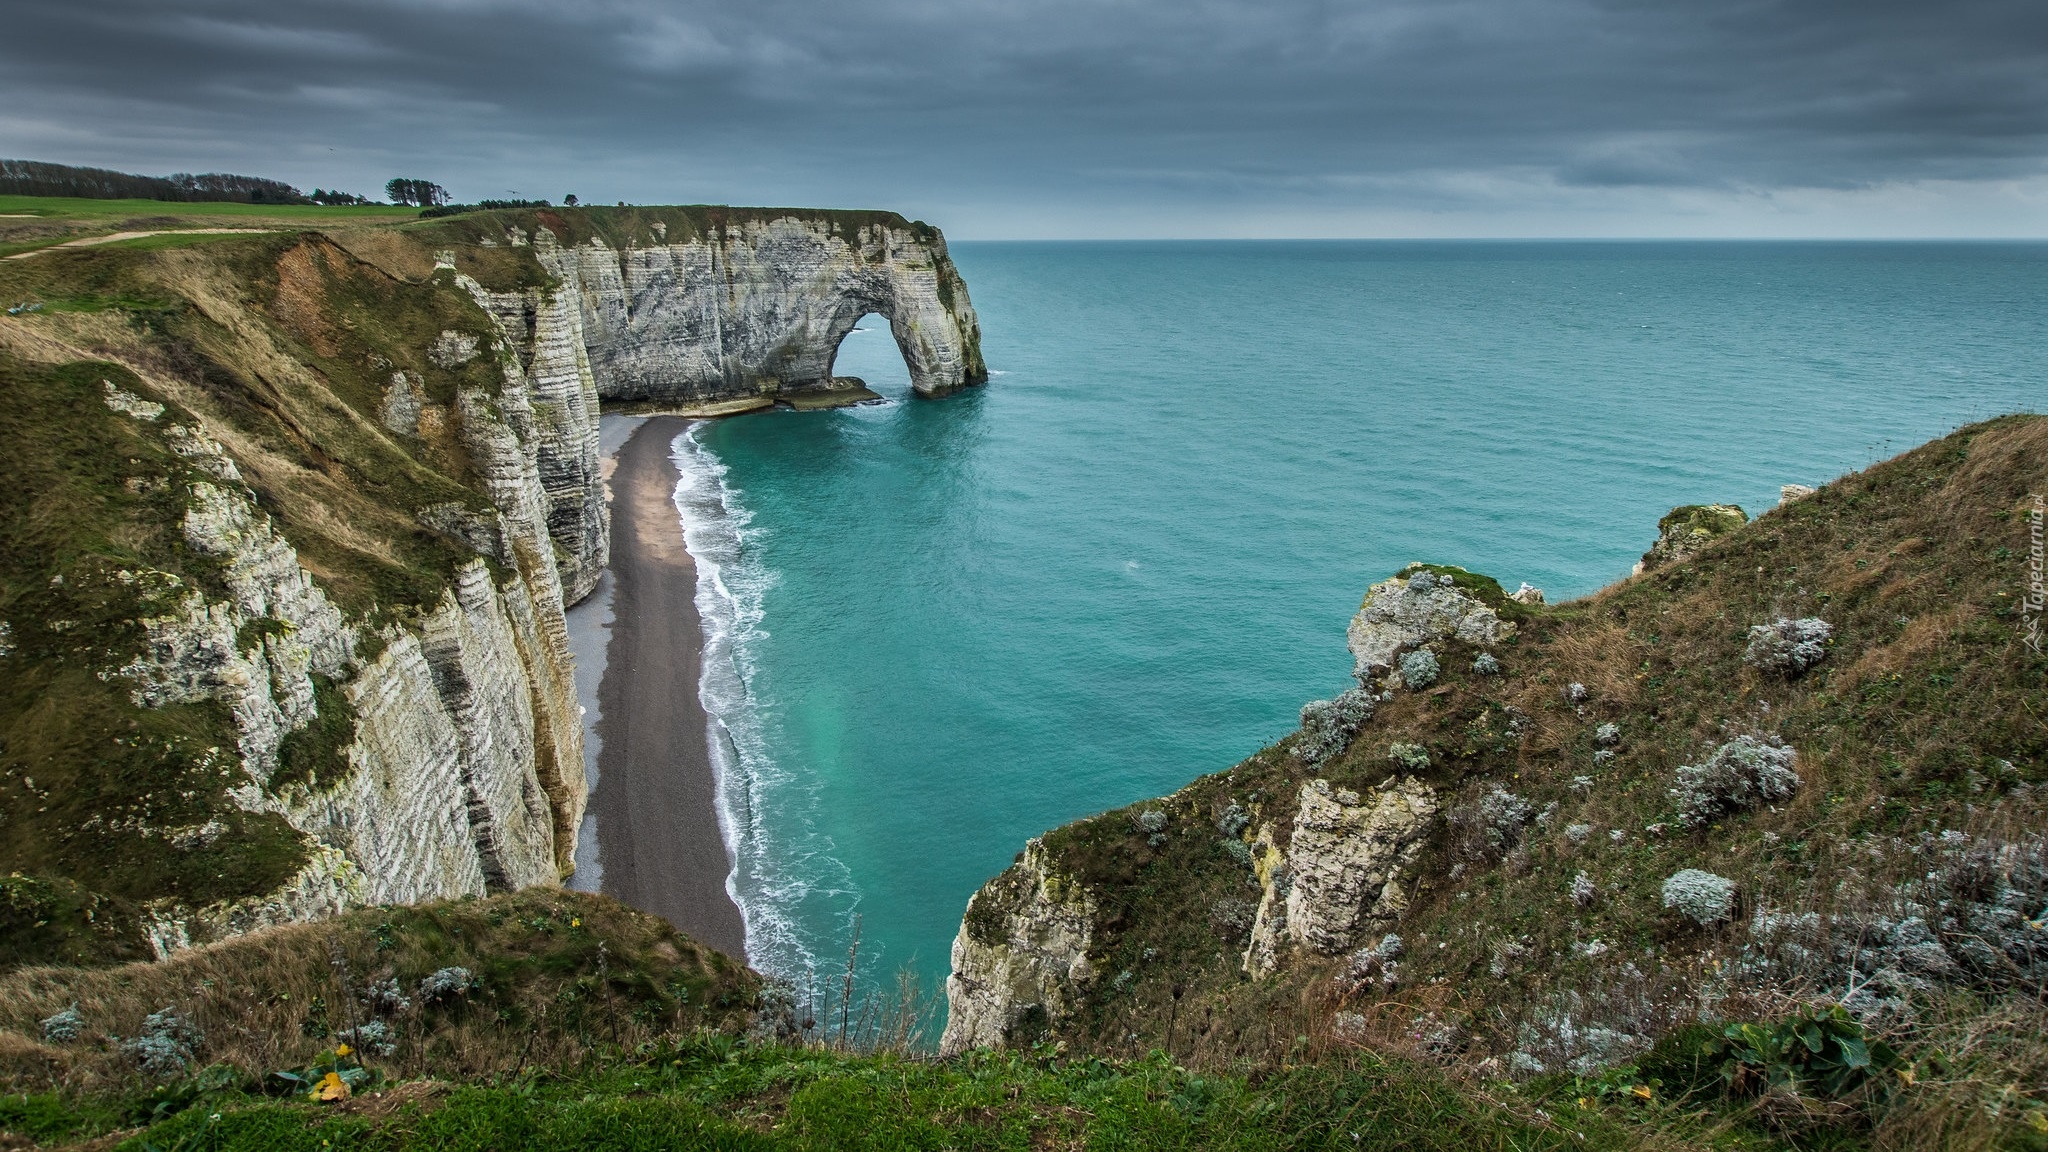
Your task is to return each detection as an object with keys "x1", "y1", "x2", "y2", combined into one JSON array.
[{"x1": 670, "y1": 425, "x2": 858, "y2": 984}]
